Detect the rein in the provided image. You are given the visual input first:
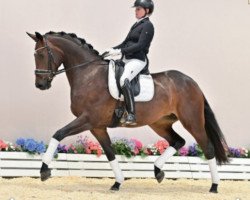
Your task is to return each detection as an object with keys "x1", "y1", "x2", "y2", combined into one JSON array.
[
  {"x1": 54, "y1": 59, "x2": 105, "y2": 76},
  {"x1": 34, "y1": 36, "x2": 106, "y2": 79}
]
